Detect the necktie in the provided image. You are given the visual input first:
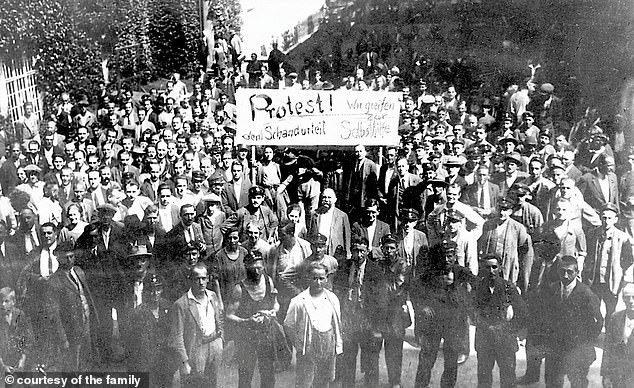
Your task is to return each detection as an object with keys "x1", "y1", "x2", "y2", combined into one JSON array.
[
  {"x1": 479, "y1": 187, "x2": 485, "y2": 208},
  {"x1": 47, "y1": 249, "x2": 53, "y2": 274}
]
